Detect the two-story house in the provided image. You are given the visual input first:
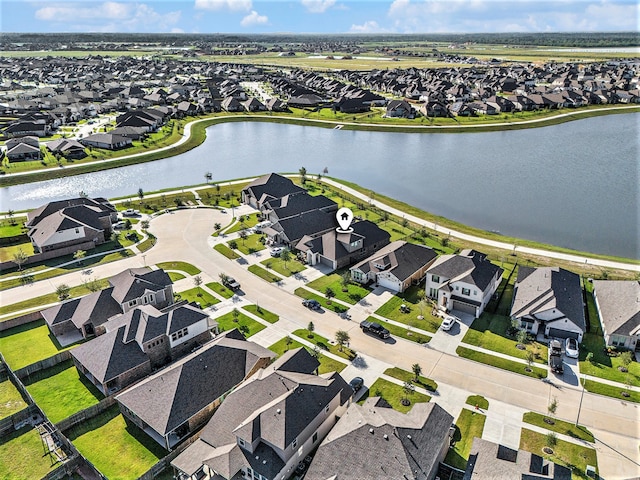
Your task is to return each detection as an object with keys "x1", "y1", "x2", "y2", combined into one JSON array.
[
  {"x1": 592, "y1": 280, "x2": 640, "y2": 350},
  {"x1": 171, "y1": 347, "x2": 352, "y2": 480},
  {"x1": 424, "y1": 249, "x2": 503, "y2": 318},
  {"x1": 241, "y1": 173, "x2": 305, "y2": 210}
]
